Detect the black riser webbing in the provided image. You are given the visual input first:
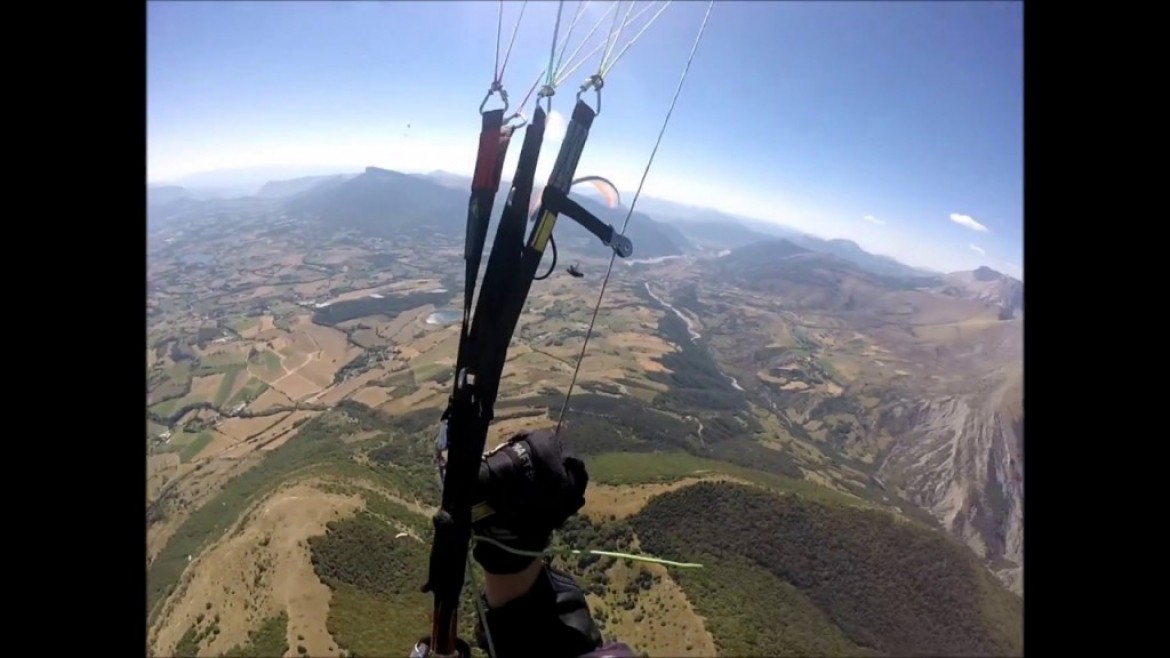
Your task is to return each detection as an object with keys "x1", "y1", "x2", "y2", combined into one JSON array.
[
  {"x1": 429, "y1": 99, "x2": 596, "y2": 658},
  {"x1": 458, "y1": 109, "x2": 513, "y2": 375},
  {"x1": 427, "y1": 106, "x2": 549, "y2": 657},
  {"x1": 539, "y1": 186, "x2": 633, "y2": 258},
  {"x1": 458, "y1": 102, "x2": 549, "y2": 402},
  {"x1": 474, "y1": 99, "x2": 597, "y2": 406}
]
